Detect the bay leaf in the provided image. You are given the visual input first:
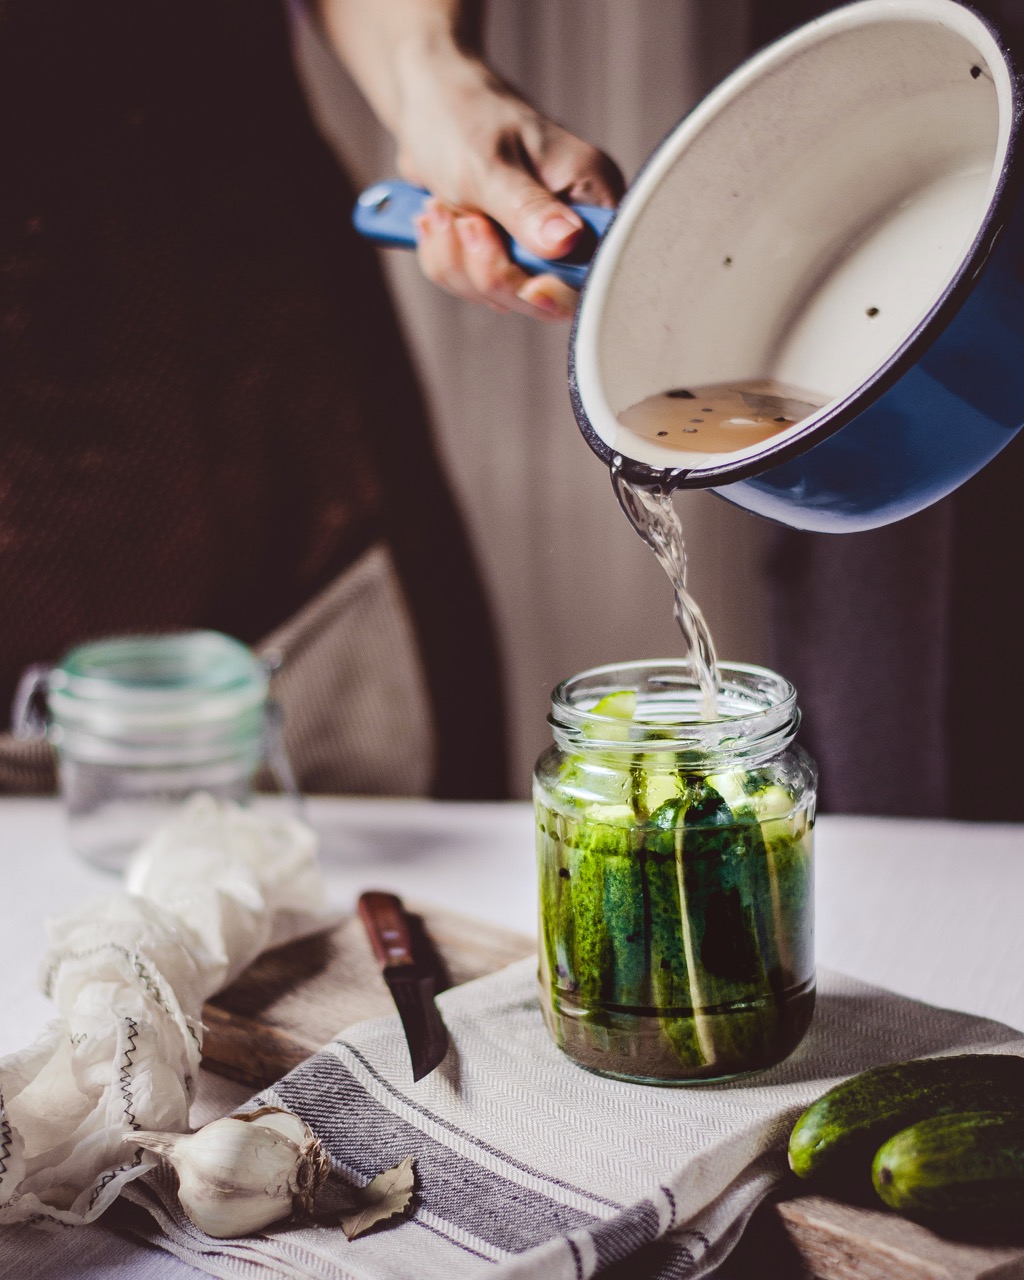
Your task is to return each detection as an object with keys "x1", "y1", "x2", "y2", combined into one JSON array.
[{"x1": 340, "y1": 1156, "x2": 416, "y2": 1240}]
